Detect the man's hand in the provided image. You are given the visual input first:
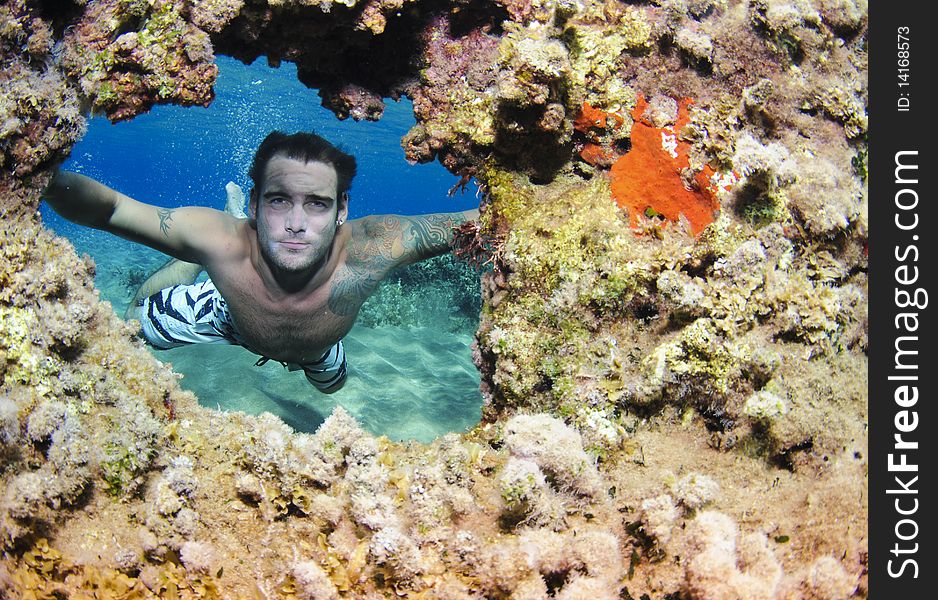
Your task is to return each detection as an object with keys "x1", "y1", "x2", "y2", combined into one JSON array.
[{"x1": 42, "y1": 170, "x2": 122, "y2": 230}]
